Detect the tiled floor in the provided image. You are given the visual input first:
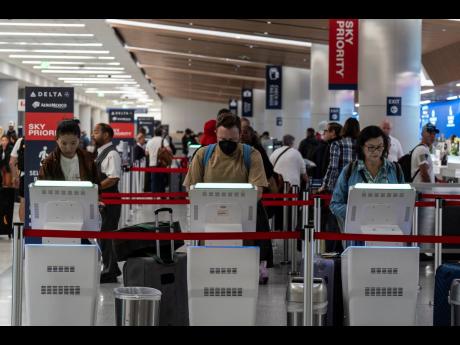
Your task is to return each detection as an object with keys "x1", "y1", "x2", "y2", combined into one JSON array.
[{"x1": 0, "y1": 203, "x2": 437, "y2": 326}]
